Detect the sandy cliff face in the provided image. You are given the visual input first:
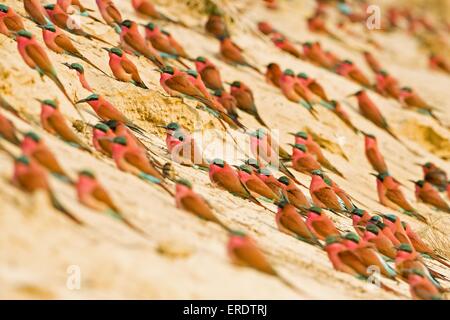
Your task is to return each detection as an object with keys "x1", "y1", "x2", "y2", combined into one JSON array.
[{"x1": 0, "y1": 0, "x2": 449, "y2": 299}]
